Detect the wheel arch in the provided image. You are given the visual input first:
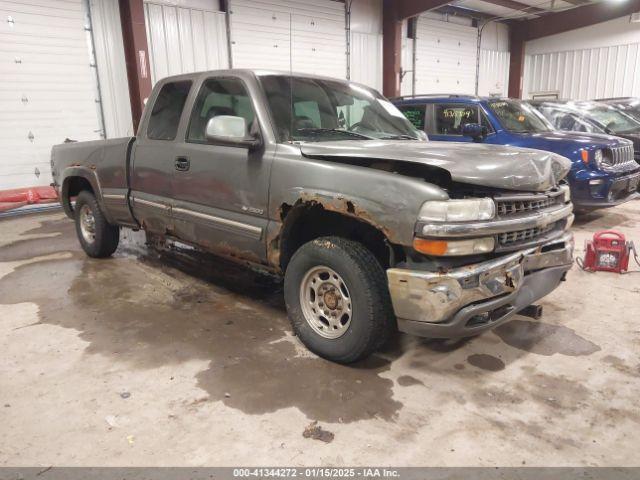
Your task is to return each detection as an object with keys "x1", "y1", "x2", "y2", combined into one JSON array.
[
  {"x1": 271, "y1": 197, "x2": 405, "y2": 274},
  {"x1": 60, "y1": 168, "x2": 101, "y2": 219}
]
